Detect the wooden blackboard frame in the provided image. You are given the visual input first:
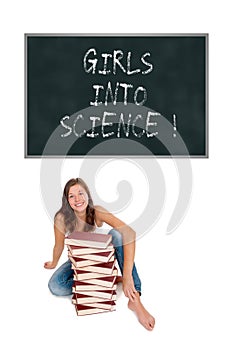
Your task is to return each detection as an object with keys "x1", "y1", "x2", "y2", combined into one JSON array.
[{"x1": 24, "y1": 33, "x2": 208, "y2": 158}]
